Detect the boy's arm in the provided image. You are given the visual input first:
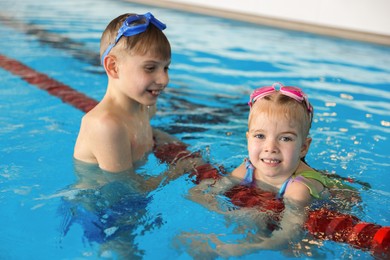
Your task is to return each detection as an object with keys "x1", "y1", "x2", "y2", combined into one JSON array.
[
  {"x1": 138, "y1": 127, "x2": 205, "y2": 191},
  {"x1": 141, "y1": 156, "x2": 205, "y2": 192},
  {"x1": 187, "y1": 162, "x2": 245, "y2": 214},
  {"x1": 188, "y1": 176, "x2": 238, "y2": 214},
  {"x1": 152, "y1": 127, "x2": 181, "y2": 145}
]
